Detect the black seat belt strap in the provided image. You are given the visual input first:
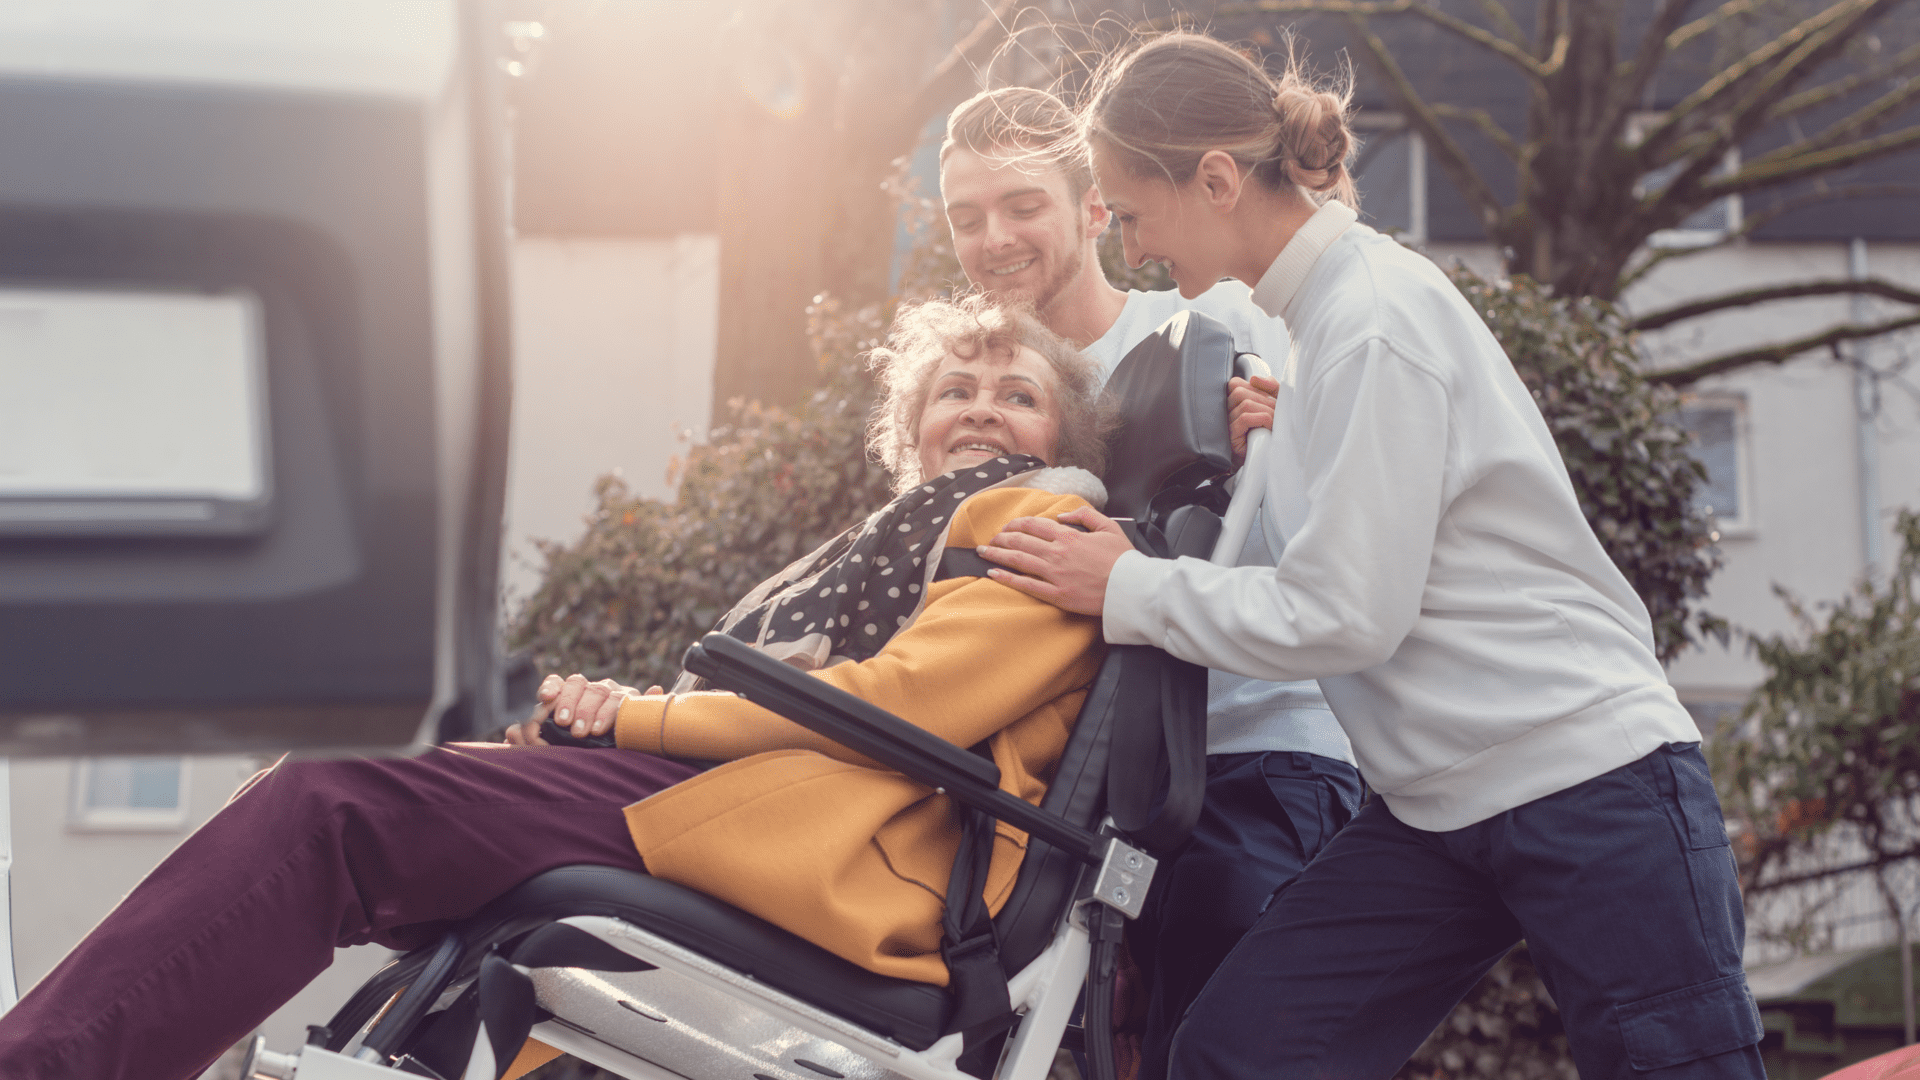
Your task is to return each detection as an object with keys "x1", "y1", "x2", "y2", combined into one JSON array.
[{"x1": 939, "y1": 784, "x2": 1015, "y2": 1046}]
